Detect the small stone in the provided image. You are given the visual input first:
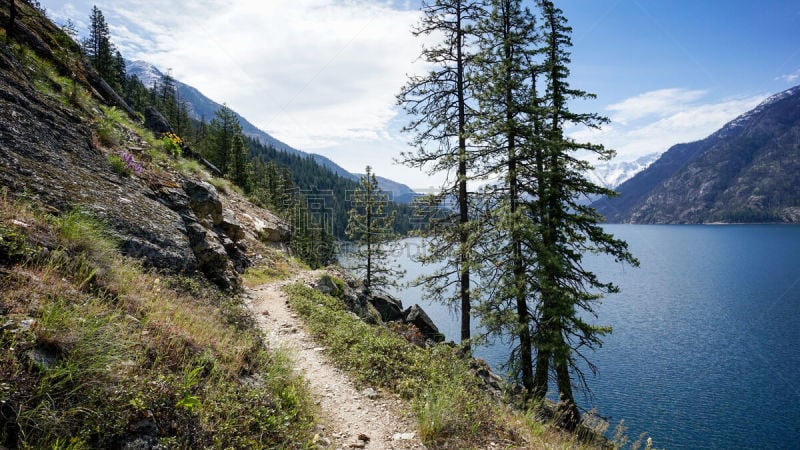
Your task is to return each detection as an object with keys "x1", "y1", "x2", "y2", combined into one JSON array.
[
  {"x1": 361, "y1": 387, "x2": 379, "y2": 399},
  {"x1": 357, "y1": 433, "x2": 370, "y2": 442},
  {"x1": 348, "y1": 443, "x2": 365, "y2": 449},
  {"x1": 392, "y1": 432, "x2": 416, "y2": 441}
]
